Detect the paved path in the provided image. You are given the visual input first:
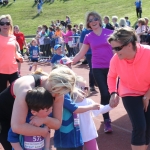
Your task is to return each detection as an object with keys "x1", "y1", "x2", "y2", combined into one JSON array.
[{"x1": 1, "y1": 60, "x2": 149, "y2": 150}]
